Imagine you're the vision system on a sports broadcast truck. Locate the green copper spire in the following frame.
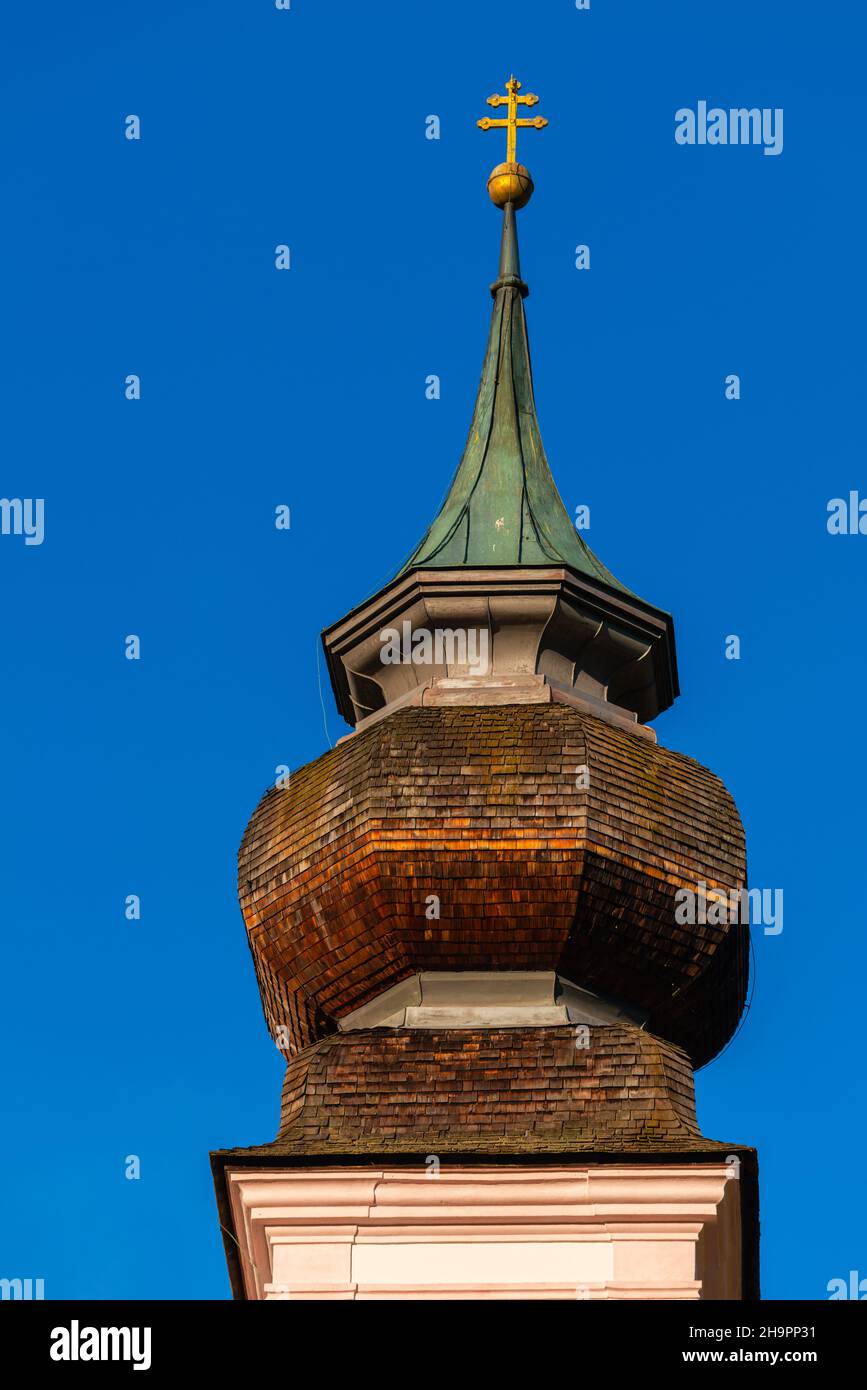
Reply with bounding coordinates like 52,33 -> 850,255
325,81 -> 679,731
397,203 -> 630,592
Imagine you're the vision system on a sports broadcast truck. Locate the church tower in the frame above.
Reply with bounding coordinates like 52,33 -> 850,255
211,78 -> 759,1301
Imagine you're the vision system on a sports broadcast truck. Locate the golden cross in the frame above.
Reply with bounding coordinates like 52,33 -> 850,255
477,75 -> 548,165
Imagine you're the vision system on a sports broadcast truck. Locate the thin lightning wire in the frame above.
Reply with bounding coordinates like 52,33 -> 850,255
315,635 -> 334,749
219,1223 -> 264,1287
695,928 -> 757,1074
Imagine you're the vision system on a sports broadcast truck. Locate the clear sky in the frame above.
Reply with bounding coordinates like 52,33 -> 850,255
1,0 -> 863,1300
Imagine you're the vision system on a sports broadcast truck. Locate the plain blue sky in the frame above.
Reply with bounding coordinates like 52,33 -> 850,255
1,0 -> 863,1300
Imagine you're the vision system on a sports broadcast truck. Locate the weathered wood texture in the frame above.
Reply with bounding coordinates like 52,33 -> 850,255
238,705 -> 748,1067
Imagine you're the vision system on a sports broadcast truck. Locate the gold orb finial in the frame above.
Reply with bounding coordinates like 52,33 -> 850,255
476,75 -> 548,208
487,162 -> 534,210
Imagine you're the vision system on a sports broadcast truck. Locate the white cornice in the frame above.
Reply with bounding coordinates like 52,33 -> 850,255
225,1163 -> 740,1301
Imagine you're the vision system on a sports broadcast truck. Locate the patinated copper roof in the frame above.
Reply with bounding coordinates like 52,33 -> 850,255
397,204 -> 633,591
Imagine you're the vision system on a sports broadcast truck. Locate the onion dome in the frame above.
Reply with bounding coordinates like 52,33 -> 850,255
239,704 -> 748,1069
